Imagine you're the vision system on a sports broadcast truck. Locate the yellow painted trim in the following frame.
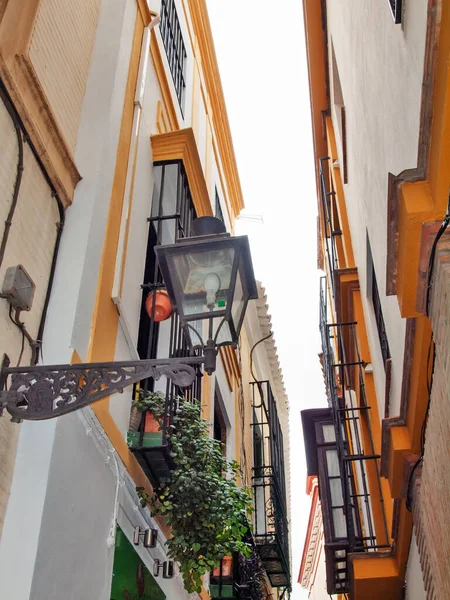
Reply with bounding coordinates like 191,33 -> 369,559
150,31 -> 179,132
219,347 -> 233,391
302,0 -> 328,194
0,0 -> 81,206
396,182 -> 437,318
186,0 -> 245,220
394,2 -> 450,316
151,128 -> 212,216
201,372 -> 211,423
326,117 -> 355,268
135,0 -> 152,26
351,556 -> 402,599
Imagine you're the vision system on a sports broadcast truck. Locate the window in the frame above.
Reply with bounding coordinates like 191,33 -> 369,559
137,161 -> 201,400
388,0 -> 402,24
160,0 -> 187,113
366,234 -> 391,369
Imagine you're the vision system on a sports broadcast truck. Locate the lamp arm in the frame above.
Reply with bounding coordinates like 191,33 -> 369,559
0,355 -> 203,423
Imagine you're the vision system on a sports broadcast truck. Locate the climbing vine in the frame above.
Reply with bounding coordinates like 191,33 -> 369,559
135,391 -> 253,594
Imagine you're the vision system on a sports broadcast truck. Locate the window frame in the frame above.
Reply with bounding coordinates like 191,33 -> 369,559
160,0 -> 187,114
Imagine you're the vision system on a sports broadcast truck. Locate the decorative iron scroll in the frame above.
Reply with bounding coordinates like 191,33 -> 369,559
0,357 -> 202,422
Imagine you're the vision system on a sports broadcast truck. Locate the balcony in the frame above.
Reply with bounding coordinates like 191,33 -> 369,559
209,541 -> 273,600
128,324 -> 203,490
251,381 -> 290,589
305,277 -> 390,595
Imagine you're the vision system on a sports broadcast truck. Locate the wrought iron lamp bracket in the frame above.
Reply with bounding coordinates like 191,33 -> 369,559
0,354 -> 203,423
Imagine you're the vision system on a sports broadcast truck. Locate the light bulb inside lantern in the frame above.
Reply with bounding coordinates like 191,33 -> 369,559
204,272 -> 221,309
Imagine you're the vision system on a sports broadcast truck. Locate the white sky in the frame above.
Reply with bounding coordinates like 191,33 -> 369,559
206,1 -> 328,597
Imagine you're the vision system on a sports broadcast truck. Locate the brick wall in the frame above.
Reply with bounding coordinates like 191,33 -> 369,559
413,231 -> 450,599
29,0 -> 101,152
0,97 -> 59,538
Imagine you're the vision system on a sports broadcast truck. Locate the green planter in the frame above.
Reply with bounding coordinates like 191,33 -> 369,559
209,584 -> 235,598
127,430 -> 163,448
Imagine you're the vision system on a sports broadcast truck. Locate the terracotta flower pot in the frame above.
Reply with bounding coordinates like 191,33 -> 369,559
145,289 -> 172,322
213,555 -> 232,578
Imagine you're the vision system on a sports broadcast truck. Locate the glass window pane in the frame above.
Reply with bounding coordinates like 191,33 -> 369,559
332,507 -> 347,538
322,424 -> 336,442
329,478 -> 343,507
326,449 -> 340,477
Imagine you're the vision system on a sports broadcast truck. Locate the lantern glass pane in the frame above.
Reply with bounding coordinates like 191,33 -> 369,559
172,247 -> 235,316
231,259 -> 246,332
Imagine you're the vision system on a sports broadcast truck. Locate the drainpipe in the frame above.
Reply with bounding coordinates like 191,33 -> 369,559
112,15 -> 160,308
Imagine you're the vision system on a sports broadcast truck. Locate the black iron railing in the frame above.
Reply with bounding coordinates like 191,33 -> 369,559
319,157 -> 341,298
251,381 -> 290,588
388,0 -> 402,24
319,276 -> 390,594
160,0 -> 187,112
371,266 -> 391,369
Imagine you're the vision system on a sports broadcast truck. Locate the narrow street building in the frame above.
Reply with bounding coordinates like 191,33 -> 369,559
301,0 -> 450,598
0,1 -> 291,598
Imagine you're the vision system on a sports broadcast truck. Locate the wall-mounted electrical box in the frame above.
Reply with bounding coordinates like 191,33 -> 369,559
2,265 -> 35,311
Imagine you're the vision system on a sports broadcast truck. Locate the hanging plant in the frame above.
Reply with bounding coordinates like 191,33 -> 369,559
135,390 -> 253,594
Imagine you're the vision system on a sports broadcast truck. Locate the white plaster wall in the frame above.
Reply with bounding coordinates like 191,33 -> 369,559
405,529 -> 426,600
327,0 -> 428,418
212,158 -> 232,232
310,544 -> 328,600
0,1 -> 138,598
214,360 -> 236,462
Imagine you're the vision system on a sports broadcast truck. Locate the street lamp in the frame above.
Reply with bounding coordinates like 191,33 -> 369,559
0,218 -> 257,422
156,216 -> 257,375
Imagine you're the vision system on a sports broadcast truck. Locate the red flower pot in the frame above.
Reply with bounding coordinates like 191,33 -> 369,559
145,289 -> 172,322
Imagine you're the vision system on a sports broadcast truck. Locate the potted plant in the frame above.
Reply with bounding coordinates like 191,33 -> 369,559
127,390 -> 166,448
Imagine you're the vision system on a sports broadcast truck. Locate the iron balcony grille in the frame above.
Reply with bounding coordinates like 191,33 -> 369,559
388,0 -> 402,24
160,0 -> 187,113
319,157 -> 341,298
251,381 -> 290,588
318,276 -> 390,594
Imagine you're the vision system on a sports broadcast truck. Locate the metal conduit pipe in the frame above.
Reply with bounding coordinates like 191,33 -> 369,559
0,81 -> 65,365
0,86 -> 24,269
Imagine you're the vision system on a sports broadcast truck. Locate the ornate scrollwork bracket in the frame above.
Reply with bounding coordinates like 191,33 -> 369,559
0,354 -> 203,423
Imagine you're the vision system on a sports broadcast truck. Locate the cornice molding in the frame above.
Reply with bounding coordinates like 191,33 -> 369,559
0,0 -> 82,207
151,127 -> 212,217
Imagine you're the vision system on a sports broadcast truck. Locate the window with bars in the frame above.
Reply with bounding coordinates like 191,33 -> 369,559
138,161 -> 201,400
160,0 -> 187,113
366,235 -> 391,369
